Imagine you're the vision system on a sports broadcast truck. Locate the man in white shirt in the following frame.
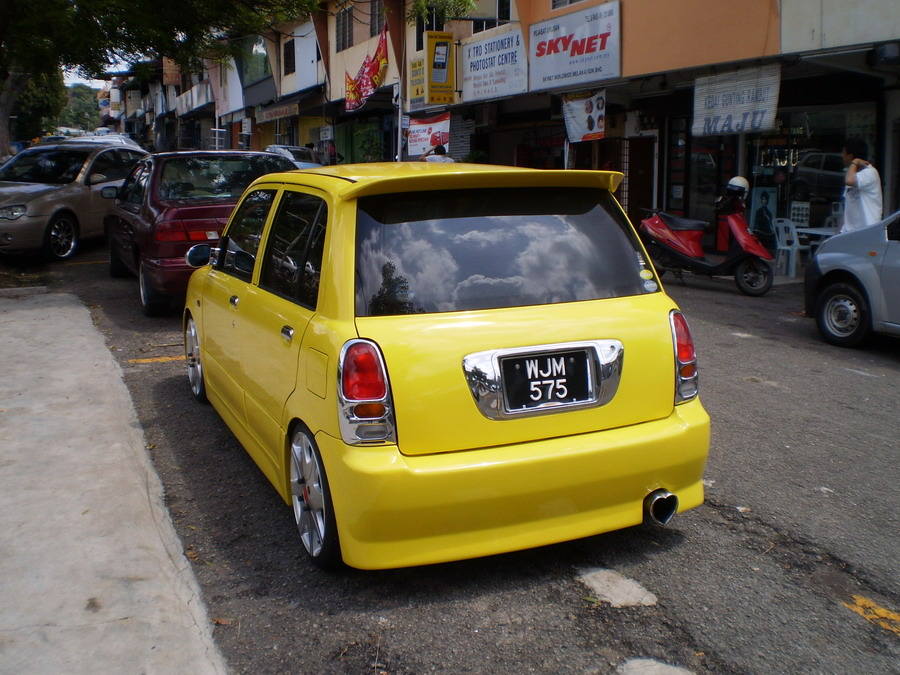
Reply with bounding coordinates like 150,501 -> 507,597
420,145 -> 455,163
841,138 -> 882,233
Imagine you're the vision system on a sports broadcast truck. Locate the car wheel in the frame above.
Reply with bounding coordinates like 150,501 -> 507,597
139,260 -> 169,317
43,213 -> 79,261
289,425 -> 341,569
734,258 -> 773,296
815,282 -> 870,347
184,315 -> 207,403
108,235 -> 129,278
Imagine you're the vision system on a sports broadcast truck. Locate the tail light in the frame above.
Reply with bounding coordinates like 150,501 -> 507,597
338,340 -> 396,444
670,310 -> 699,403
154,220 -> 221,243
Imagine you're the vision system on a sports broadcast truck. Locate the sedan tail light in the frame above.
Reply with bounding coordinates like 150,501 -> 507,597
670,310 -> 699,403
154,220 -> 221,243
338,340 -> 396,444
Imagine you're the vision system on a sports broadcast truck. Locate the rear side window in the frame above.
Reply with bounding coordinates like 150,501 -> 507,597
355,187 -> 655,316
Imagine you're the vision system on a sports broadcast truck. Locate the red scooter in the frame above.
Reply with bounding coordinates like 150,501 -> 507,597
639,177 -> 774,296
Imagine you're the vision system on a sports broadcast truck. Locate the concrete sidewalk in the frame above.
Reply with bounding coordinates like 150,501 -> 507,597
0,291 -> 227,674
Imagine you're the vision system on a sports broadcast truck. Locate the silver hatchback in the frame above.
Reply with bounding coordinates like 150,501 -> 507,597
805,210 -> 900,346
0,142 -> 147,260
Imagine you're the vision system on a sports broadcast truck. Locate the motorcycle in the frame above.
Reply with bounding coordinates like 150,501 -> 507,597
638,177 -> 775,296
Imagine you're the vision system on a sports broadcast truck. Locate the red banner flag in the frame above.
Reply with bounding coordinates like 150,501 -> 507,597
345,26 -> 389,112
345,71 -> 362,111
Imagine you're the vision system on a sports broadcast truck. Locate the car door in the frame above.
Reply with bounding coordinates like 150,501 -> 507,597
199,188 -> 279,428
880,212 -> 900,327
238,188 -> 329,467
80,149 -> 145,237
108,160 -> 151,273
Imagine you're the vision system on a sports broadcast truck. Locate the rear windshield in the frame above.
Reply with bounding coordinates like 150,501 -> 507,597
355,187 -> 657,316
159,154 -> 294,200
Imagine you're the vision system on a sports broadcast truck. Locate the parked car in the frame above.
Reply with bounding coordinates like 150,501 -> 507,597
182,163 -> 711,570
264,144 -> 321,169
0,141 -> 148,260
792,150 -> 846,203
805,209 -> 900,346
103,150 -> 296,316
63,134 -> 143,149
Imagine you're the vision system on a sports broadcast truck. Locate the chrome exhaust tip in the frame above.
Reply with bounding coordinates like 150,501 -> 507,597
643,490 -> 678,526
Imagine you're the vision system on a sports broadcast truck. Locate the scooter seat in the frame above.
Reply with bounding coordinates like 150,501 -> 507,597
658,212 -> 708,231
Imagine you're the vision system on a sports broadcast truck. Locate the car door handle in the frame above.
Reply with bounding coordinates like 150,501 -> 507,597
281,325 -> 294,342
229,295 -> 239,307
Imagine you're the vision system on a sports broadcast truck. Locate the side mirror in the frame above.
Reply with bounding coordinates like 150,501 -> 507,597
100,186 -> 119,199
233,250 -> 255,275
185,244 -> 212,268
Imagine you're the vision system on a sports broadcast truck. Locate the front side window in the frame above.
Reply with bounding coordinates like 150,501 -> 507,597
220,189 -> 277,279
355,187 -> 655,316
260,190 -> 328,307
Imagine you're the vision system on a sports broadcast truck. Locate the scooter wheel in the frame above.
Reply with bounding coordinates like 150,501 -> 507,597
734,258 -> 773,296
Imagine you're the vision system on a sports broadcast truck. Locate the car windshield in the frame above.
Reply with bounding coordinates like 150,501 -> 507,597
356,187 -> 656,316
159,154 -> 294,200
0,148 -> 91,184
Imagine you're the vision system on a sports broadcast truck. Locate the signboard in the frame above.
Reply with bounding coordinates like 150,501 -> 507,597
462,29 -> 527,102
692,64 -> 781,136
529,1 -> 620,92
257,103 -> 298,124
409,57 -> 426,111
562,90 -> 606,142
426,31 -> 455,105
408,113 -> 451,156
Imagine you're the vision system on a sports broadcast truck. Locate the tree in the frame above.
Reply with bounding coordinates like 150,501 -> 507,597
11,70 -> 67,141
0,0 -> 319,154
58,84 -> 101,132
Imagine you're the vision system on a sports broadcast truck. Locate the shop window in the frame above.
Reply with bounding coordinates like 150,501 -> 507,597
283,39 -> 296,75
336,7 -> 354,52
370,0 -> 385,37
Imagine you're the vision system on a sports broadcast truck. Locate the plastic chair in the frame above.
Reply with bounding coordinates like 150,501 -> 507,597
774,218 -> 811,278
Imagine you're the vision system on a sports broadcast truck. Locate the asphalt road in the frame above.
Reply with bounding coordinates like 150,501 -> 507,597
6,241 -> 899,674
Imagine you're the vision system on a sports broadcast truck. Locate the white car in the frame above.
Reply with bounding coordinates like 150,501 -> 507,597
805,210 -> 900,346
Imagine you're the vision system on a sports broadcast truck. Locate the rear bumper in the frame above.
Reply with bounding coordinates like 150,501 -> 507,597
317,399 -> 710,569
142,255 -> 195,297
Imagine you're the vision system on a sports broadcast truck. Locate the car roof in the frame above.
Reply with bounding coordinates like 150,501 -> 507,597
151,150 -> 290,159
249,162 -> 624,200
18,141 -> 146,154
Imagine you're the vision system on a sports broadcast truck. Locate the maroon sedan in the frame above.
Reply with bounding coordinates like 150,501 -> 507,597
103,150 -> 296,315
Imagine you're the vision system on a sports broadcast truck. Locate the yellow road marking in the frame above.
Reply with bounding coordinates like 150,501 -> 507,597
842,595 -> 900,636
128,355 -> 185,364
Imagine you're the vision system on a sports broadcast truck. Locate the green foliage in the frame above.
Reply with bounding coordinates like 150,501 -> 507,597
57,84 -> 101,132
11,70 -> 66,139
406,0 -> 478,26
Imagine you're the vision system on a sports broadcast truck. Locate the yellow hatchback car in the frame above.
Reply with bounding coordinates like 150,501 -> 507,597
183,163 -> 710,570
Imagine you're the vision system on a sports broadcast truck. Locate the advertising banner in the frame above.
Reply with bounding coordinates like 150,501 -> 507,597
562,90 -> 606,142
426,31 -> 455,105
692,64 -> 780,137
345,26 -> 389,112
529,1 -> 620,92
408,113 -> 451,156
462,29 -> 527,102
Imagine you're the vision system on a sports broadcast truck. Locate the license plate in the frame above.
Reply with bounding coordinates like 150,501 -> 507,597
501,349 -> 592,412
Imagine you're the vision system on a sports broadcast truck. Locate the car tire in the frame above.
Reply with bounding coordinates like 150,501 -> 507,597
108,235 -> 129,278
43,213 -> 79,261
184,315 -> 208,403
289,424 -> 341,569
139,260 -> 169,317
815,282 -> 871,347
734,258 -> 773,296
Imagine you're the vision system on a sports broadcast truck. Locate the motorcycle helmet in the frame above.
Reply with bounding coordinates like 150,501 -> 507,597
726,176 -> 750,198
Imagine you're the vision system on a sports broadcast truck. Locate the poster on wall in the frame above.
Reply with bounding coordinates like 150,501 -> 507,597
462,29 -> 527,102
529,0 -> 620,92
749,186 -> 777,240
692,64 -> 780,137
409,57 -> 426,111
562,90 -> 606,142
408,113 -> 451,156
